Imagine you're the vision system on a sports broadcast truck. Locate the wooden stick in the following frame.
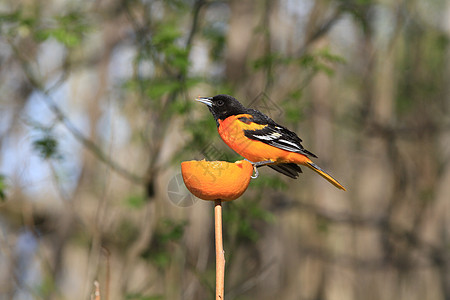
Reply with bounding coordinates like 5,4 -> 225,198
215,200 -> 225,300
92,280 -> 100,300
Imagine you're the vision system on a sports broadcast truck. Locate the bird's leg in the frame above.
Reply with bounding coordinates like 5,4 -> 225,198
244,159 -> 275,179
253,160 -> 275,167
251,166 -> 259,179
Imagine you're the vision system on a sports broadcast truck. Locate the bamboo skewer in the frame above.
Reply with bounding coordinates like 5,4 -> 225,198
214,200 -> 225,300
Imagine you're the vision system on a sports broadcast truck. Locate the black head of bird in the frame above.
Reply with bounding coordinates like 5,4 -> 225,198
196,94 -> 246,126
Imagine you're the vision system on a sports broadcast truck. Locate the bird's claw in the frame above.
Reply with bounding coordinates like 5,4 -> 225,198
244,159 -> 274,179
251,165 -> 259,179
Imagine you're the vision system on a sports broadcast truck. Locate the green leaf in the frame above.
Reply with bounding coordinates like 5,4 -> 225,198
152,251 -> 171,268
145,80 -> 180,99
32,135 -> 60,160
116,220 -> 140,248
248,203 -> 275,223
316,47 -> 346,64
298,53 -> 315,68
33,11 -> 90,47
203,25 -> 226,61
224,200 -> 275,243
165,45 -> 189,70
168,98 -> 193,115
159,219 -> 186,243
0,175 -> 7,202
50,27 -> 81,47
316,218 -> 330,233
125,194 -> 146,209
253,53 -> 281,70
0,11 -> 21,22
36,274 -> 56,298
141,219 -> 187,268
152,24 -> 181,48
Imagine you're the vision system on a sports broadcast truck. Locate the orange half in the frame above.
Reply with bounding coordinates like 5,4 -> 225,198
181,160 -> 253,201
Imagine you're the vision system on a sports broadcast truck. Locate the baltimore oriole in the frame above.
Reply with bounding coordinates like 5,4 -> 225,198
196,94 -> 346,191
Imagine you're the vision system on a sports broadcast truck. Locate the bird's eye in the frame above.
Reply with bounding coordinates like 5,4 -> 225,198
216,100 -> 224,106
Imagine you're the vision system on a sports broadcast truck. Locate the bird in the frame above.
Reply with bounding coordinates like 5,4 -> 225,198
195,94 -> 346,191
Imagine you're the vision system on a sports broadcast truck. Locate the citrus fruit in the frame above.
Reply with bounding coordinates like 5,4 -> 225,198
181,160 -> 253,201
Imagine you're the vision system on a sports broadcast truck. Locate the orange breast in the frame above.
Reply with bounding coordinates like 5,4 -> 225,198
218,115 -> 310,164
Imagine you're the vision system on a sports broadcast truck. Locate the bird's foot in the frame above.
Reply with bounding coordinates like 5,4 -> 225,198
244,159 -> 274,167
244,159 -> 275,179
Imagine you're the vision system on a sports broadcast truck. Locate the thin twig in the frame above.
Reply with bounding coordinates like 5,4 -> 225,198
40,92 -> 144,184
91,280 -> 101,300
7,35 -> 144,186
215,200 -> 225,300
298,8 -> 342,57
102,247 -> 111,300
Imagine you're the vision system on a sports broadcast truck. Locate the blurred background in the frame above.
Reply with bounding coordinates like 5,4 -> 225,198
1,0 -> 449,299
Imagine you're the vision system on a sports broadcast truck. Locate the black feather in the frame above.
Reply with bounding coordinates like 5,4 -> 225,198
267,163 -> 302,179
243,122 -> 317,158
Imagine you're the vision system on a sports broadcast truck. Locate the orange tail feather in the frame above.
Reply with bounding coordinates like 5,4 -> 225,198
305,161 -> 346,191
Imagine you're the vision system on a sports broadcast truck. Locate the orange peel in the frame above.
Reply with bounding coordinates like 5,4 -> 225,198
181,160 -> 253,201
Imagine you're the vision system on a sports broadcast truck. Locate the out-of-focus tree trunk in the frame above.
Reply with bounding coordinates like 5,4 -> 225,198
435,2 -> 450,298
226,0 -> 256,86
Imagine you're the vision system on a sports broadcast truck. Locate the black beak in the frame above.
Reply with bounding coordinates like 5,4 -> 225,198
195,96 -> 213,107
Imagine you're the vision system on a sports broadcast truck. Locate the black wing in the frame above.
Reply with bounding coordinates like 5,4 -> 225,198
241,109 -> 317,158
267,163 -> 302,179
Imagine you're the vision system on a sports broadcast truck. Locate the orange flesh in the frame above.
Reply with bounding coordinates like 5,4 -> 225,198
181,160 -> 253,201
